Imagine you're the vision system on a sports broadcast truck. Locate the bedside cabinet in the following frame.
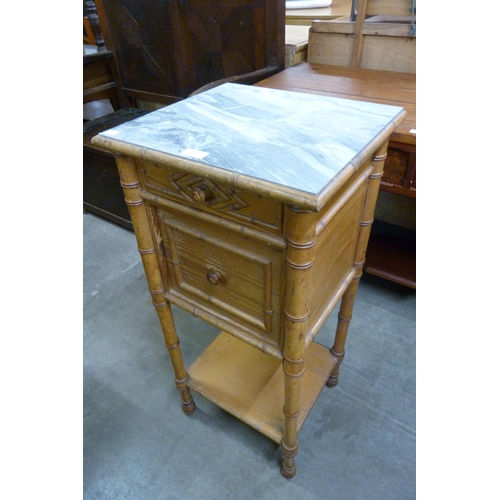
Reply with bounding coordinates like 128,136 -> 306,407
92,83 -> 405,478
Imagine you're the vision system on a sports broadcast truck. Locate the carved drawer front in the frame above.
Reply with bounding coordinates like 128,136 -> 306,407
141,162 -> 283,234
157,205 -> 284,346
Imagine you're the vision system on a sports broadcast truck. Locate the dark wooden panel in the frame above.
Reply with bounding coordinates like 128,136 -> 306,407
364,233 -> 416,288
95,0 -> 285,103
83,146 -> 133,229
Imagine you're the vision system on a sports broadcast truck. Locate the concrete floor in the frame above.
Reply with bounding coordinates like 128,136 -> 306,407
83,212 -> 416,500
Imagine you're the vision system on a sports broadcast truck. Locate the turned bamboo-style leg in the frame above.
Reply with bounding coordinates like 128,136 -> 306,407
326,276 -> 359,387
327,143 -> 388,388
281,207 -> 317,478
115,154 -> 196,415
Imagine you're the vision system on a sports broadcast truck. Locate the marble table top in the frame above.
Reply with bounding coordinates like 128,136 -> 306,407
98,83 -> 405,197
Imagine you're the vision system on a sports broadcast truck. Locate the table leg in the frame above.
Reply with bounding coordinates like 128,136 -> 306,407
281,354 -> 305,478
281,207 -> 317,478
327,275 -> 360,387
114,154 -> 196,415
327,142 -> 388,388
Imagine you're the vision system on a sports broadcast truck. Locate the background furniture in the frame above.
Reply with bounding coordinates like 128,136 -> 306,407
92,83 -> 405,477
83,0 -> 106,51
84,0 -> 150,229
285,0 -> 352,25
307,0 -> 416,72
285,25 -> 310,67
255,62 -> 416,287
93,0 -> 286,109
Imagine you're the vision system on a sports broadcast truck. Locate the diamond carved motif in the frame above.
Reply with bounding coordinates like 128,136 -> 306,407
169,173 -> 249,212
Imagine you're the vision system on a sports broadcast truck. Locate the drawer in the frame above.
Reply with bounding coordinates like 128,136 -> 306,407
156,205 -> 284,346
140,161 -> 283,234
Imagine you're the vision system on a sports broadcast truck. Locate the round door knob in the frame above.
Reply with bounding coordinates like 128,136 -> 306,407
206,271 -> 222,286
191,184 -> 211,203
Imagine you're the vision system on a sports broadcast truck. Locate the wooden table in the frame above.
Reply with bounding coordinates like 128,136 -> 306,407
255,62 -> 416,287
92,83 -> 405,477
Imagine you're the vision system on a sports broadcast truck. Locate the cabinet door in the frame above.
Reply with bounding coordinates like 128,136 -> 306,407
157,204 -> 284,347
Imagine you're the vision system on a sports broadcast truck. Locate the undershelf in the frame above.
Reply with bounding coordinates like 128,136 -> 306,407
187,331 -> 337,444
364,223 -> 416,288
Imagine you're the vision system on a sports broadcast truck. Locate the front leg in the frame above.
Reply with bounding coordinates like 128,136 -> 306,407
115,154 -> 196,415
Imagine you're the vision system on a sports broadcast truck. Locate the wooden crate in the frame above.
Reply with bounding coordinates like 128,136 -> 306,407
308,20 -> 415,72
365,0 -> 414,16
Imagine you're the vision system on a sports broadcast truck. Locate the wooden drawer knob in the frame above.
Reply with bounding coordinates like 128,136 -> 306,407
191,184 -> 212,203
206,271 -> 222,286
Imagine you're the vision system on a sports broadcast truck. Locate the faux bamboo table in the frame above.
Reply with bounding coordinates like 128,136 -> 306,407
92,83 -> 405,478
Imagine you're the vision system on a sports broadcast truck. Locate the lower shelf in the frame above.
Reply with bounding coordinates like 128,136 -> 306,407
187,331 -> 337,444
365,233 -> 416,288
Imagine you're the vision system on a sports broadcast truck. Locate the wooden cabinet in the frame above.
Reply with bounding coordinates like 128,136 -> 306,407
94,0 -> 285,107
92,82 -> 405,477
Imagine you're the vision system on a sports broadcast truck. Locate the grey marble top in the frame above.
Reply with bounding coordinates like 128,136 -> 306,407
99,83 -> 404,196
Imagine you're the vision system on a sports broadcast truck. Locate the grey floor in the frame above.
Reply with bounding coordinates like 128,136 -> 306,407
83,212 -> 416,500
